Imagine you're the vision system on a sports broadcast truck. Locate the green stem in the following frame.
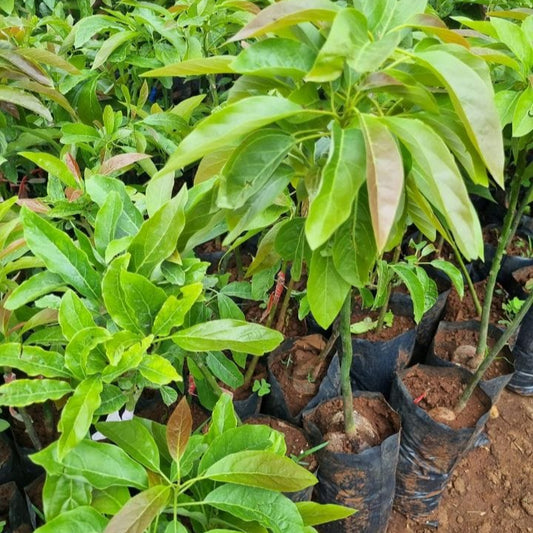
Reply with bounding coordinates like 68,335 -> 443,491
456,288 -> 533,413
376,246 -> 401,333
189,353 -> 221,399
449,240 -> 482,317
340,290 -> 356,437
18,407 -> 42,450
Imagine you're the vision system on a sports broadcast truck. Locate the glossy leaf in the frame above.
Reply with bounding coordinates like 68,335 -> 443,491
0,379 -> 72,407
19,152 -> 77,189
64,327 -> 111,380
57,376 -> 103,460
42,475 -> 92,521
360,114 -> 404,252
156,96 -> 301,178
95,418 -> 160,472
430,259 -> 464,298
0,86 -> 52,121
34,506 -> 107,533
296,502 -> 356,526
306,125 -> 365,250
391,264 -> 425,323
172,319 -> 283,355
204,485 -> 304,533
139,354 -> 182,386
206,352 -> 244,389
91,487 -> 130,515
92,31 -> 139,70
128,187 -> 187,276
275,217 -> 309,282
59,290 -> 96,341
513,86 -> 533,137
20,207 -> 101,302
4,271 -> 65,310
105,485 -> 171,533
230,0 -> 339,42
308,249 -> 350,328
74,15 -> 125,47
100,153 -> 151,176
166,397 -> 192,462
144,56 -> 236,77
94,192 -> 123,257
0,343 -> 70,379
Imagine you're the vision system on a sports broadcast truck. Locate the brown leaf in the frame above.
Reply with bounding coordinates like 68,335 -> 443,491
166,396 -> 192,462
99,153 -> 151,176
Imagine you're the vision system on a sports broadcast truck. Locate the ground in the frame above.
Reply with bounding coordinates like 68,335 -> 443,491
388,389 -> 533,532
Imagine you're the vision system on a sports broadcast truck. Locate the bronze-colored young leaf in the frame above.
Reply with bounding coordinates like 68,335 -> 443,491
166,397 -> 192,462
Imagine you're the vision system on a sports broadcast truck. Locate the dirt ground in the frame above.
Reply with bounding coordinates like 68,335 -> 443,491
388,389 -> 533,532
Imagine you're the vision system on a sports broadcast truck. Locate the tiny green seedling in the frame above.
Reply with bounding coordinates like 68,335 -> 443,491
290,441 -> 329,468
499,297 -> 525,328
350,310 -> 393,335
252,378 -> 271,397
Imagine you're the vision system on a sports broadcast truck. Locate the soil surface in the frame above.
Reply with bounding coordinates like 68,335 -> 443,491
351,304 -> 416,342
387,388 -> 533,532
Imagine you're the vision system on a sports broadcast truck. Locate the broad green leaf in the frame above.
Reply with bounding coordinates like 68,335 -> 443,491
295,502 -> 356,526
19,152 -> 78,189
20,208 -> 101,302
76,76 -> 102,125
391,264 -> 425,323
42,475 -> 92,521
57,376 -> 102,460
91,487 -> 130,515
360,114 -> 404,252
143,56 -> 236,77
306,125 -> 365,250
156,96 -> 302,178
0,343 -> 70,379
230,0 -> 339,42
59,440 -> 148,489
74,15 -> 125,47
206,352 -> 244,389
59,290 -> 96,341
0,86 -> 52,121
0,0 -> 13,14
308,249 -> 350,328
414,46 -> 504,187
0,379 -> 72,407
166,397 -> 192,462
512,86 -> 533,138
128,187 -> 187,276
18,48 -> 81,75
495,90 -> 521,128
218,130 -> 293,209
105,485 -> 171,533
231,39 -> 316,79
145,173 -> 174,217
217,293 -> 245,321
95,417 -> 160,472
139,354 -> 181,385
430,259 -> 464,298
246,223 -> 283,277
491,17 -> 533,69
65,327 -> 111,380
94,192 -> 123,256
92,31 -> 139,70
275,217 -> 309,282
94,384 -> 127,416
101,337 -> 151,383
204,485 -> 304,533
172,320 -> 283,355
4,271 -> 65,310
384,116 -> 483,260
152,283 -> 203,336
34,506 -> 107,533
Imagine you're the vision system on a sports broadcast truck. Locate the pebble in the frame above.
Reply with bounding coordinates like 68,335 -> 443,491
457,516 -> 464,524
453,477 -> 467,496
521,493 -> 533,516
490,405 -> 499,419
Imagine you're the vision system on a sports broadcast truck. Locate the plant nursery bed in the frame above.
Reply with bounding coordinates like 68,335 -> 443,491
387,389 -> 533,532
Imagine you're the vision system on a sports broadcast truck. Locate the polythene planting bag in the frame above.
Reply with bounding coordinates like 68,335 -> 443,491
262,337 -> 341,425
509,305 -> 533,395
302,393 -> 401,533
389,365 -> 491,517
426,320 -> 514,402
233,391 -> 262,419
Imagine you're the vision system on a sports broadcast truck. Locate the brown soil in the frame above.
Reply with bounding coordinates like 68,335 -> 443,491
433,326 -> 514,380
484,226 -> 533,257
401,366 -> 490,430
443,280 -> 507,323
232,362 -> 267,402
270,335 -> 328,416
9,403 -> 58,450
387,389 -> 533,532
245,415 -> 318,472
513,265 -> 533,287
244,300 -> 308,337
351,303 -> 416,342
306,396 -> 400,454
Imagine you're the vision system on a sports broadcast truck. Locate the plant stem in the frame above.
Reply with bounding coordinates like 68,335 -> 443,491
456,288 -> 533,412
275,276 -> 295,332
189,353 -> 222,399
18,407 -> 42,450
449,241 -> 482,317
233,245 -> 243,280
340,290 -> 357,437
376,246 -> 401,333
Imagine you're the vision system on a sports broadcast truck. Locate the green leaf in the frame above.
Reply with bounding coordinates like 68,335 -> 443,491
64,327 -> 111,380
4,271 -> 65,310
74,15 -> 125,47
206,352 -> 244,389
34,506 -> 107,533
143,56 -> 236,77
95,417 -> 161,472
391,264 -> 425,323
166,397 -> 192,462
57,376 -> 103,460
20,208 -> 101,302
204,485 -> 304,533
491,17 -> 533,68
152,283 -> 203,336
0,379 -> 72,407
206,393 -> 239,445
59,290 -> 96,341
296,502 -> 356,526
218,130 -> 293,210
414,46 -> 504,187
92,31 -> 139,70
94,192 -> 123,257
308,249 -> 350,328
231,39 -> 316,79
205,450 -> 317,491
172,320 -> 283,355
275,218 -> 309,282
19,152 -> 77,189
91,487 -> 130,515
94,384 -> 126,416
128,187 -> 187,276
0,86 -> 52,121
230,0 -> 339,42
139,354 -> 181,386
306,125 -> 365,250
430,259 -> 464,298
217,293 -> 245,321
156,96 -> 302,178
42,475 -> 92,521
512,86 -> 533,138
104,485 -> 171,533
0,343 -> 70,379
360,114 -> 404,253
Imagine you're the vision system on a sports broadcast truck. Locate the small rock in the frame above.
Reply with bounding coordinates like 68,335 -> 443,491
457,515 -> 464,524
453,477 -> 467,496
478,522 -> 492,533
490,405 -> 499,419
521,493 -> 533,516
428,407 -> 456,424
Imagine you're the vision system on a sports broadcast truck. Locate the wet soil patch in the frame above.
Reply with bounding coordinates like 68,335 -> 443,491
402,366 -> 489,430
307,396 -> 399,454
